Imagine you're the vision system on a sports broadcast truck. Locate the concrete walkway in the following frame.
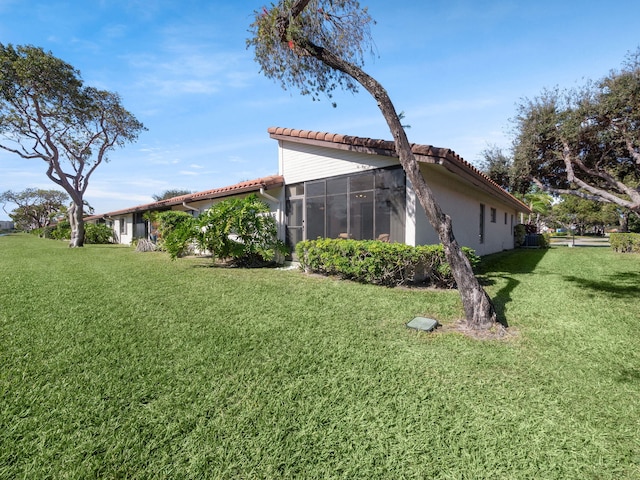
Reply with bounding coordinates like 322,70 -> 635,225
550,236 -> 610,247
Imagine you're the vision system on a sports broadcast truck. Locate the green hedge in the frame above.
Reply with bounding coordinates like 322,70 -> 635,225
295,238 -> 479,288
610,233 -> 640,253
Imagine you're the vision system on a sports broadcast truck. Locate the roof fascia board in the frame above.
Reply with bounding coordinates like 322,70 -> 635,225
269,132 -> 398,159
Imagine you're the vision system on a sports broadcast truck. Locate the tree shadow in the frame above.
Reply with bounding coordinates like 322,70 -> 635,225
616,367 -> 640,384
475,249 -> 550,328
562,272 -> 640,299
490,276 -> 520,328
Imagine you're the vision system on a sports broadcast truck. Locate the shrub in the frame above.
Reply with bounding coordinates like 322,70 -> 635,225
539,232 -> 551,249
194,194 -> 287,266
47,221 -> 71,240
154,210 -> 195,253
163,219 -> 197,259
155,211 -> 193,238
295,238 -> 479,288
162,195 -> 287,266
610,233 -> 640,253
84,223 -> 113,244
514,224 -> 526,247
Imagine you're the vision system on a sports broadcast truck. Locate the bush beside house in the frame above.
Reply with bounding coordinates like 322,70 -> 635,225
162,195 -> 287,266
296,238 -> 479,288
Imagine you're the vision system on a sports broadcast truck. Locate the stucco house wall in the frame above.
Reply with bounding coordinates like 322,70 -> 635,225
87,127 -> 529,256
412,165 -> 519,255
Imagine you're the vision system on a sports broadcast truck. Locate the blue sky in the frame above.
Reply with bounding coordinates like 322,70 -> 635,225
1,1 -> 639,219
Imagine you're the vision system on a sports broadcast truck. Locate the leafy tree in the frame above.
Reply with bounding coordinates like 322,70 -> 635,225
0,188 -> 68,231
152,189 -> 193,201
512,50 -> 640,215
479,145 -> 514,191
0,44 -> 145,247
548,195 -> 619,235
248,0 -> 498,329
522,189 -> 553,233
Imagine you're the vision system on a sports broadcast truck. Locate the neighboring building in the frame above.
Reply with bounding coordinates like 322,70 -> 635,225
87,127 -> 530,256
0,220 -> 14,231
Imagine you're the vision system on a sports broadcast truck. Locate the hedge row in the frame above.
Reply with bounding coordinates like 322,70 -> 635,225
295,238 -> 479,288
610,233 -> 640,253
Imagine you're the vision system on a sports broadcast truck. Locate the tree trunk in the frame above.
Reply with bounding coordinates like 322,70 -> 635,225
620,211 -> 629,233
68,201 -> 85,247
389,115 -> 497,329
303,45 -> 497,328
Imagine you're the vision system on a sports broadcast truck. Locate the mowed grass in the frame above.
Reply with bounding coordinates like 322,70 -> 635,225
1,234 -> 639,479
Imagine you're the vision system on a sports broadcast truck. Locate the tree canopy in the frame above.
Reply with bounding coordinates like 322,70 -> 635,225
248,0 -> 374,106
547,195 -> 619,235
152,189 -> 193,202
512,50 -> 640,214
0,44 -> 145,246
248,0 -> 498,330
479,144 -> 514,192
0,188 -> 69,231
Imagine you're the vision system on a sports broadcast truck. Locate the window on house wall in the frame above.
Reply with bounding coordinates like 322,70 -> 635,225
490,207 -> 497,223
479,204 -> 485,244
504,212 -> 508,225
119,218 -> 127,235
287,167 -> 405,249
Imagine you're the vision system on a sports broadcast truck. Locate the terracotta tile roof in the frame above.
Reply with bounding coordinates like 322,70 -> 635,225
85,174 -> 284,220
268,126 -> 530,213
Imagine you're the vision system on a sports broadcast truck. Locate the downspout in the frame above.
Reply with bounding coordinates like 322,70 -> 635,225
259,187 -> 279,204
182,202 -> 199,214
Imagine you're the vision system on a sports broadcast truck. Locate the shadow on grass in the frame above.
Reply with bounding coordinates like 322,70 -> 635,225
562,272 -> 640,299
616,367 -> 640,384
476,248 -> 550,327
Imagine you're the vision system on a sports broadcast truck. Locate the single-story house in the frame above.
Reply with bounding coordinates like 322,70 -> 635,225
85,175 -> 285,245
87,127 -> 530,256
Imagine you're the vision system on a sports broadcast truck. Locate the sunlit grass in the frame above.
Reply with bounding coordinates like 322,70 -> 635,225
1,234 -> 639,478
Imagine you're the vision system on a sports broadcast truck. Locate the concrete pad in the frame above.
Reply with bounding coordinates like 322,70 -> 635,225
407,316 -> 439,332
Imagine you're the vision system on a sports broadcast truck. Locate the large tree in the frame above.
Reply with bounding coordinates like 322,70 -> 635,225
0,188 -> 69,231
248,0 -> 498,329
479,144 -> 514,192
0,44 -> 145,247
548,195 -> 619,235
512,50 -> 640,216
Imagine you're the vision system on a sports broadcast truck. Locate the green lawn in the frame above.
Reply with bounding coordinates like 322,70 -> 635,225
1,234 -> 639,479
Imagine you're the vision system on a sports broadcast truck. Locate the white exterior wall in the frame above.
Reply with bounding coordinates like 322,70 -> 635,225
413,165 -> 517,255
279,140 -> 397,184
110,214 -> 133,245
